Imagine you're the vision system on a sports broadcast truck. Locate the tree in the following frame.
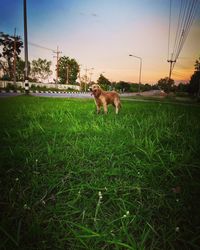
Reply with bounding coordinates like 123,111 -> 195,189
176,82 -> 189,92
97,74 -> 111,90
188,57 -> 200,97
0,32 -> 23,80
15,58 -> 31,81
58,56 -> 79,84
115,81 -> 131,92
194,57 -> 200,71
142,83 -> 152,91
157,77 -> 174,93
31,58 -> 52,82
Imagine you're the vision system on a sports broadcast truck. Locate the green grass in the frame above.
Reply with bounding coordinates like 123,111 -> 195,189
0,96 -> 200,249
121,95 -> 198,105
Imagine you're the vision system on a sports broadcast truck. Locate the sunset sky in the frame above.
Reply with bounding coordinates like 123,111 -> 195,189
0,0 -> 200,84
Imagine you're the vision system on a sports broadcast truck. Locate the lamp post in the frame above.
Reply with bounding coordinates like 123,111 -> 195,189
129,54 -> 142,94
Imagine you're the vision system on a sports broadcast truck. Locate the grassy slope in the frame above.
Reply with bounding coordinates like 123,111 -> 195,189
0,96 -> 200,250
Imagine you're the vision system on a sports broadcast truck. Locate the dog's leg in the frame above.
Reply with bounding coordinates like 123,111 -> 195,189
97,105 -> 101,114
97,106 -> 100,114
114,100 -> 120,114
103,103 -> 108,114
115,105 -> 119,114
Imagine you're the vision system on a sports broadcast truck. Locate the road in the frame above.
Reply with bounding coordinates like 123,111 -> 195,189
0,92 -> 130,99
0,92 -> 22,97
31,92 -> 93,98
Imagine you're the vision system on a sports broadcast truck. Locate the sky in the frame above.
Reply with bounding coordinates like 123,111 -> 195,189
0,0 -> 200,84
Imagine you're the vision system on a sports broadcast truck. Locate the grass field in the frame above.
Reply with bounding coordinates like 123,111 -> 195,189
0,95 -> 200,249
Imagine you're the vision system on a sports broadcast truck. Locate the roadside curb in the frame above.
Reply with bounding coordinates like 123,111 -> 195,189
0,89 -> 90,94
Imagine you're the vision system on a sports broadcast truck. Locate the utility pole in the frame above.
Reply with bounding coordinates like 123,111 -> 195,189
53,46 -> 62,87
167,59 -> 176,93
23,0 -> 29,94
13,28 -> 17,85
84,67 -> 88,92
167,59 -> 176,80
89,68 -> 94,84
66,64 -> 69,84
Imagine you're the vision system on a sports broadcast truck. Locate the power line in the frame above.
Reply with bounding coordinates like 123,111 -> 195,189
172,0 -> 199,63
173,0 -> 195,61
167,0 -> 200,77
29,42 -> 55,52
28,41 -> 63,84
167,0 -> 172,60
172,0 -> 188,61
176,61 -> 192,70
172,0 -> 185,60
172,70 -> 186,78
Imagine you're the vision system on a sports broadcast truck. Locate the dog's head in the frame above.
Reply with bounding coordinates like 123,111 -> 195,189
89,84 -> 102,98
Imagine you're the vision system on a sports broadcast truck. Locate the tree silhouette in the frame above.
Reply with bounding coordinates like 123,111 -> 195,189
58,56 -> 79,84
188,57 -> 200,97
157,77 -> 174,93
0,32 -> 23,80
31,58 -> 52,82
97,74 -> 111,90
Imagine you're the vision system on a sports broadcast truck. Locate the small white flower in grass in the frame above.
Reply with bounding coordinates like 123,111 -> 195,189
78,190 -> 81,195
176,199 -> 179,202
23,204 -> 30,210
122,211 -> 130,218
104,187 -> 107,191
137,171 -> 140,175
175,227 -> 180,232
15,177 -> 19,182
98,191 -> 102,200
94,191 -> 103,223
110,230 -> 115,236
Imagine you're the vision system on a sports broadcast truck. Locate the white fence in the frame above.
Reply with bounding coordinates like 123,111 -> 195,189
0,81 -> 80,91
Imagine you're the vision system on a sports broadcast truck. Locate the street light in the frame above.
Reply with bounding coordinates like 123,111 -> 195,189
129,54 -> 142,94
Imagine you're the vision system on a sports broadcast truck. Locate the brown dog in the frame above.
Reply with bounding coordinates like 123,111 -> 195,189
89,84 -> 121,114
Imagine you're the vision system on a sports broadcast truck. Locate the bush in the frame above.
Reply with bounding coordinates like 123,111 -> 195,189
175,92 -> 189,97
5,83 -> 17,91
30,85 -> 79,92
